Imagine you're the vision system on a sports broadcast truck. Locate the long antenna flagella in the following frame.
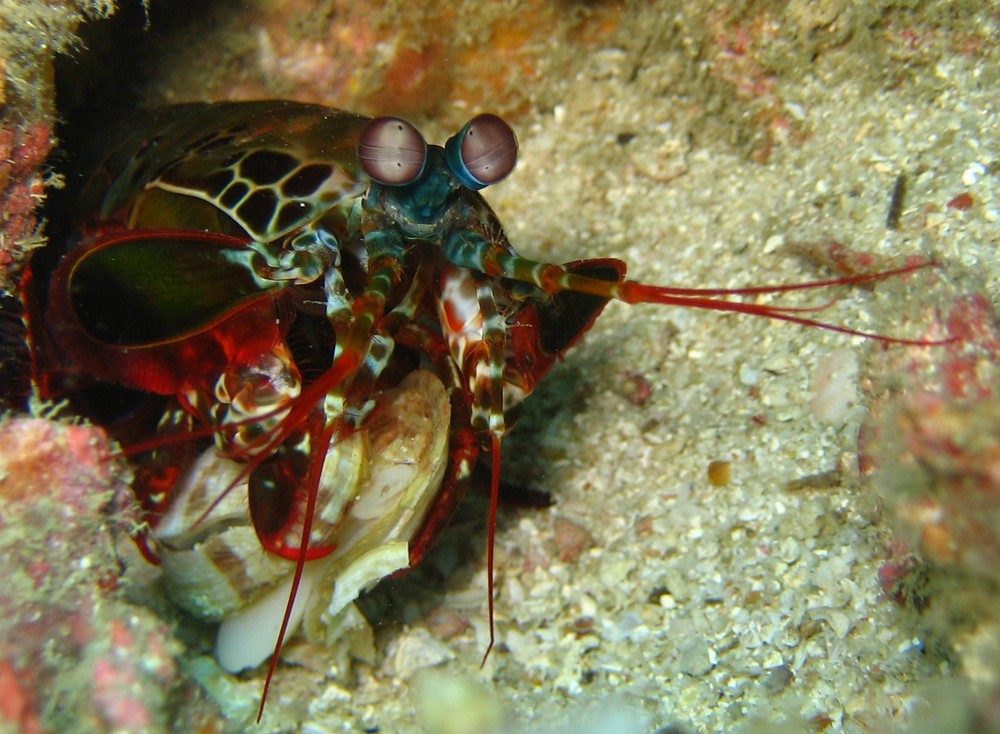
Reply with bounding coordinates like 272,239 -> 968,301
456,241 -> 947,346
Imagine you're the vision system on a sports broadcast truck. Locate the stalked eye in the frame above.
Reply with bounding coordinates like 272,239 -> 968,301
357,117 -> 428,186
445,114 -> 518,190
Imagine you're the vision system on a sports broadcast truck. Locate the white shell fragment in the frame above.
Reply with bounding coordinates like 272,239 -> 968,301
156,449 -> 294,621
215,560 -> 321,672
305,367 -> 451,647
154,369 -> 451,671
808,348 -> 860,425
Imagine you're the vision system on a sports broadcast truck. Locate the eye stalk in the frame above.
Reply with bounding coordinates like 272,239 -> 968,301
357,117 -> 428,185
445,114 -> 518,190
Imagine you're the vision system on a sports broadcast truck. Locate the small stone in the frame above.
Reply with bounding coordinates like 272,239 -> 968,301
553,516 -> 594,562
678,641 -> 715,677
414,670 -> 504,734
778,537 -> 801,564
947,192 -> 974,210
809,349 -> 859,425
762,664 -> 794,694
961,162 -> 986,186
387,629 -> 455,678
707,460 -> 732,487
763,234 -> 785,254
425,607 -> 471,641
658,593 -> 677,610
739,363 -> 761,386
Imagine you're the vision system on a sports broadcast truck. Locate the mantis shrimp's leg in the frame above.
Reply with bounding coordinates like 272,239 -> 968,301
255,243 -> 410,720
468,275 -> 510,661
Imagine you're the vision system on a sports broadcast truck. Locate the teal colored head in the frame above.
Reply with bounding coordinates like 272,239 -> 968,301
357,114 -> 518,227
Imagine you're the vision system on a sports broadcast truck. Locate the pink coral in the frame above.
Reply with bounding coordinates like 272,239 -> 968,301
895,395 -> 1000,577
0,418 -> 182,733
0,122 -> 52,289
862,264 -> 1000,589
0,659 -> 44,734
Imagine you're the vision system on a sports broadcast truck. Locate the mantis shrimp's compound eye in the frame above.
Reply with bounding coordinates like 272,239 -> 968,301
445,113 -> 518,190
357,117 -> 428,185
